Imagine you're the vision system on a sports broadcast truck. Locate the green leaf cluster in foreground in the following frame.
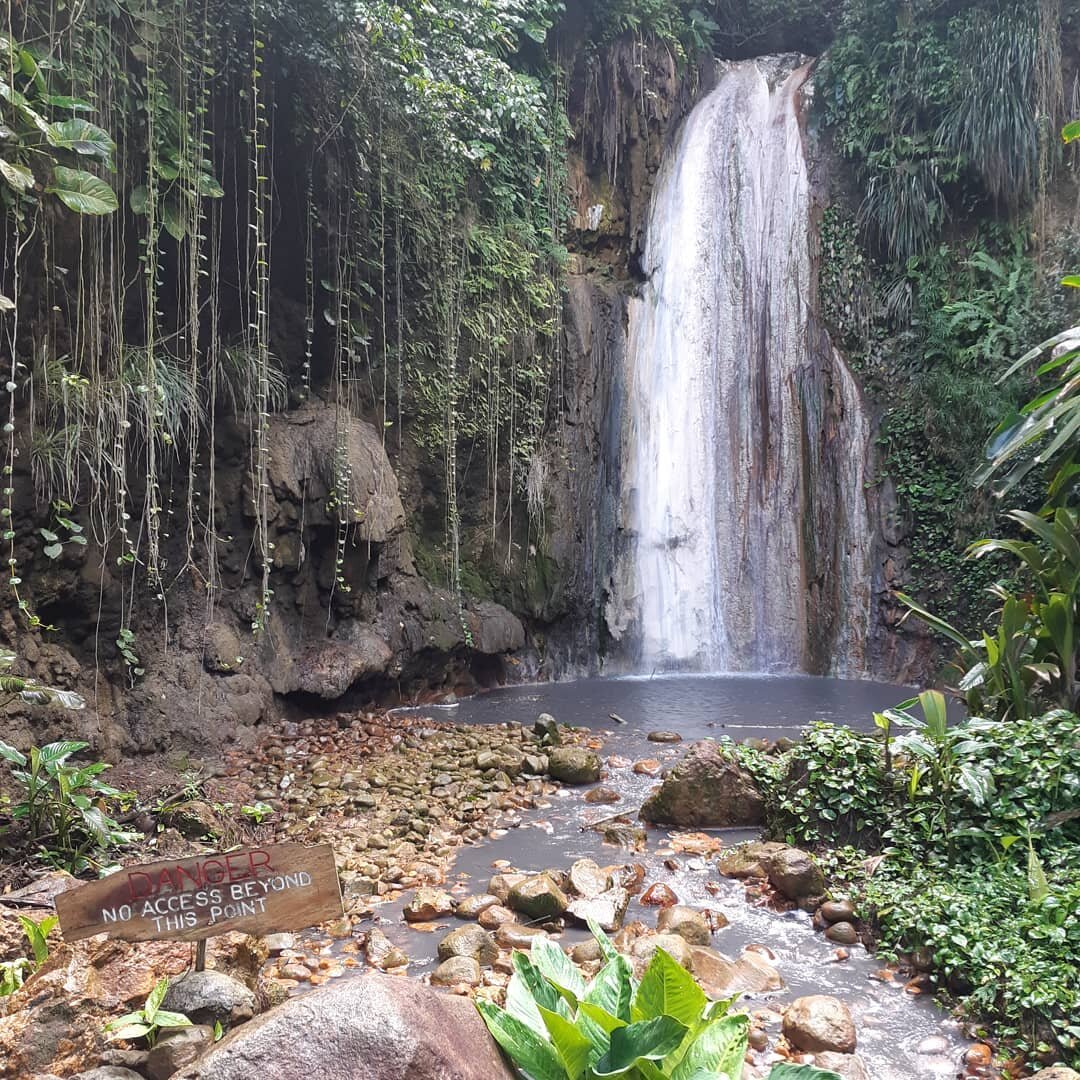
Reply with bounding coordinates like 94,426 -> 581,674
477,921 -> 840,1080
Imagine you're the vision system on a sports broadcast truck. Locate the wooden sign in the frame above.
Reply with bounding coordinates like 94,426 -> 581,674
56,843 -> 343,943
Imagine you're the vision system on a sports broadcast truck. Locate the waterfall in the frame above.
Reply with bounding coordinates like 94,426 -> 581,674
622,57 -> 874,674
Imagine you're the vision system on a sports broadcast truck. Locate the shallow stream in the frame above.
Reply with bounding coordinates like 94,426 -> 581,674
367,675 -> 970,1079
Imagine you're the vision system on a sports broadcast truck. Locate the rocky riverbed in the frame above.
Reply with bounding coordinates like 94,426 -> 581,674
0,694 -> 1067,1080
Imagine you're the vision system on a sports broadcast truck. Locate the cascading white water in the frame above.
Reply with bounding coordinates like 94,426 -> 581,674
625,57 -> 873,674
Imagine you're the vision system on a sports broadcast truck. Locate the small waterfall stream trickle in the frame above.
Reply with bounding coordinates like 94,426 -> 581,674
622,57 -> 874,674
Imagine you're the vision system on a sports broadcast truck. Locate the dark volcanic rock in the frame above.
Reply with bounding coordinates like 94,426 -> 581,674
640,742 -> 764,827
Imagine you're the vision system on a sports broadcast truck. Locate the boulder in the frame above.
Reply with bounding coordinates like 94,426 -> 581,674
488,873 -> 527,902
567,888 -> 630,932
568,859 -> 611,899
172,975 -> 515,1080
655,906 -> 711,946
495,924 -> 549,950
437,925 -> 497,966
782,995 -> 857,1054
364,928 -> 408,970
403,887 -> 454,922
1030,1072 -> 1080,1080
639,743 -> 764,827
163,970 -> 258,1027
430,956 -> 481,987
814,1052 -> 870,1080
455,894 -> 500,919
547,747 -> 601,784
72,1071 -> 146,1080
690,947 -> 784,997
825,922 -> 859,946
478,905 -> 516,930
146,1025 -> 215,1080
508,875 -> 569,919
533,714 -> 560,745
766,848 -> 825,903
716,841 -> 786,880
631,933 -> 694,970
819,900 -> 856,924
584,786 -> 621,804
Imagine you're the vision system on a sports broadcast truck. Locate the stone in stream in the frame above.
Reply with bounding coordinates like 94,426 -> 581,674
571,939 -> 603,964
1031,1071 -> 1080,1080
437,925 -> 497,966
430,956 -> 481,987
631,933 -> 693,970
495,923 -> 549,950
365,928 -> 409,970
819,899 -> 856,924
568,858 -> 611,899
533,714 -> 560,745
824,921 -> 859,946
647,731 -> 682,743
488,872 -> 528,902
641,882 -> 678,907
813,1052 -> 871,1080
547,747 -> 601,784
690,946 -> 785,996
782,995 -> 857,1053
766,847 -> 826,903
655,905 -> 711,945
508,875 -> 569,919
639,742 -> 764,828
716,841 -> 786,879
584,786 -> 621,804
162,971 -> 258,1026
632,759 -> 663,777
567,887 -> 630,932
403,887 -> 455,922
478,904 -> 516,930
455,893 -> 500,919
171,973 -> 515,1080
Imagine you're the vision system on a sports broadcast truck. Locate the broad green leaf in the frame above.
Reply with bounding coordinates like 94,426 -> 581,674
766,1065 -> 843,1080
106,1022 -> 151,1041
634,947 -> 707,1027
0,159 -> 33,192
145,976 -> 169,1022
38,740 -> 88,763
196,172 -> 225,197
0,740 -> 27,766
47,167 -> 118,215
583,956 -> 633,1024
45,119 -> 115,161
671,1014 -> 749,1080
476,1000 -> 564,1080
511,951 -> 568,1020
40,94 -> 93,111
43,543 -> 63,559
594,1015 -> 689,1076
538,1006 -> 592,1079
588,918 -> 621,963
1063,120 -> 1080,144
162,197 -> 186,241
152,1009 -> 192,1029
531,936 -> 585,1003
1028,841 -> 1050,904
129,184 -> 149,214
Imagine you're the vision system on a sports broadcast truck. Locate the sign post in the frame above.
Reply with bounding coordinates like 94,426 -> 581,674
55,843 -> 342,944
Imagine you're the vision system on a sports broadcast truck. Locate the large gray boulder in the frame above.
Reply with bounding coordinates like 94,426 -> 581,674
173,974 -> 514,1080
640,742 -> 764,827
162,970 -> 258,1027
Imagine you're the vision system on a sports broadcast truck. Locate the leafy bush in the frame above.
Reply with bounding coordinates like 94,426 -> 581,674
476,920 -> 840,1079
104,977 -> 192,1048
0,739 -> 138,872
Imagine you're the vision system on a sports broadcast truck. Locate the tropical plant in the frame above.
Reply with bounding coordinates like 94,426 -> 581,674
0,738 -> 138,871
476,921 -> 839,1080
104,977 -> 192,1048
0,914 -> 57,996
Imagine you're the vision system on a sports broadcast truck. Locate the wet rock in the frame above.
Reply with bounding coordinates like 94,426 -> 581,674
640,743 -> 764,828
365,928 -> 409,970
655,906 -> 711,945
782,995 -> 857,1053
632,933 -> 694,970
690,947 -> 785,997
547,747 -> 601,784
766,848 -> 826,903
585,786 -> 621,804
824,922 -> 859,946
488,873 -> 528,902
172,973 -> 514,1080
567,887 -> 630,932
571,939 -> 602,964
819,900 -> 856,924
508,875 -> 569,919
568,859 -> 611,899
533,715 -> 560,745
716,841 -> 786,879
146,1025 -> 215,1080
72,1071 -> 145,1080
455,894 -> 500,919
437,925 -> 497,966
403,887 -> 454,922
478,905 -> 516,930
1030,1071 -> 1080,1080
164,970 -> 258,1027
494,924 -> 549,950
430,956 -> 481,987
632,759 -> 663,777
641,882 -> 678,907
262,934 -> 295,955
647,731 -> 682,743
814,1052 -> 870,1080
